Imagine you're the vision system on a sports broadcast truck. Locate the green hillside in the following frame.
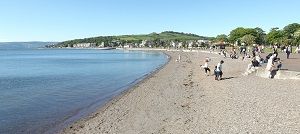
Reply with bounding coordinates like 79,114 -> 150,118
118,31 -> 208,41
53,31 -> 212,48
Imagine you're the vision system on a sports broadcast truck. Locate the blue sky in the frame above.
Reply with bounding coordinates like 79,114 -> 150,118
0,0 -> 299,42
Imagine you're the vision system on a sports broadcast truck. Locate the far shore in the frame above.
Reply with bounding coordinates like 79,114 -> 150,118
61,50 -> 300,134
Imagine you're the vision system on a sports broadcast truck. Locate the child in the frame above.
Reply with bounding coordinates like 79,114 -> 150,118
214,66 -> 218,80
215,60 -> 224,80
222,50 -> 227,58
203,59 -> 211,76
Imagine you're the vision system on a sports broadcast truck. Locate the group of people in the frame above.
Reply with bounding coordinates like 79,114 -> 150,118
221,44 -> 263,60
272,44 -> 300,59
200,44 -> 299,80
202,58 -> 224,81
246,45 -> 284,78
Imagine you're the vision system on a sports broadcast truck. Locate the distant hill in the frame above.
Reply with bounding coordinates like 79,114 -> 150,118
117,31 -> 210,41
53,31 -> 213,48
0,42 -> 58,50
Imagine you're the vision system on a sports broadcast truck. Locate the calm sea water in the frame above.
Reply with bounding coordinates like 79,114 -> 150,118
0,49 -> 168,134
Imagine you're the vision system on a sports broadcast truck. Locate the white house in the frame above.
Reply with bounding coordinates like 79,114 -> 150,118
73,43 -> 96,48
139,40 -> 147,47
99,42 -> 105,48
170,41 -> 178,48
178,42 -> 183,48
188,41 -> 194,49
197,40 -> 210,44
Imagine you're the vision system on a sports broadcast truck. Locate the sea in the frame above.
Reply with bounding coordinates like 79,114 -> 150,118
0,48 -> 168,134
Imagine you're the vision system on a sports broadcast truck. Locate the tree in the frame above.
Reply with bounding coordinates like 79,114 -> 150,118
228,27 -> 258,44
295,29 -> 300,37
283,23 -> 300,38
281,23 -> 300,46
215,34 -> 228,43
228,27 -> 246,43
266,28 -> 284,45
293,29 -> 300,45
254,27 -> 266,45
241,34 -> 256,46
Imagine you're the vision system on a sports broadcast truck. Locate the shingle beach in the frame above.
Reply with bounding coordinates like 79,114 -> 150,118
62,50 -> 300,134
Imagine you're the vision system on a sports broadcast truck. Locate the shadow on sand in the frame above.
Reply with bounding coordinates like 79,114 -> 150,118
221,77 -> 236,80
287,58 -> 298,59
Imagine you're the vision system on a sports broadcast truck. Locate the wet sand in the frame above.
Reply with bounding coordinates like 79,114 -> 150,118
61,51 -> 300,134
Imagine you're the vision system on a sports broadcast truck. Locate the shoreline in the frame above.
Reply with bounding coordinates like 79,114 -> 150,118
59,50 -> 221,133
61,50 -> 300,134
47,51 -> 171,134
58,50 -> 173,134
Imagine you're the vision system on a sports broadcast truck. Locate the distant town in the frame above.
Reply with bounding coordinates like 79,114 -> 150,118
47,23 -> 300,50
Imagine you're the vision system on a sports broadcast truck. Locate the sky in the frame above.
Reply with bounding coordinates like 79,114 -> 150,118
0,0 -> 299,42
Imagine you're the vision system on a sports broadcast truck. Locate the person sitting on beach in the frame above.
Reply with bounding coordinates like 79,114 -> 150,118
277,60 -> 282,70
245,57 -> 259,74
255,54 -> 263,65
215,60 -> 224,80
252,57 -> 260,67
245,60 -> 253,75
202,58 -> 211,76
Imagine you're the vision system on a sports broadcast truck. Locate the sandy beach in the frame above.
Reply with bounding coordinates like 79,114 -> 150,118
61,51 -> 300,134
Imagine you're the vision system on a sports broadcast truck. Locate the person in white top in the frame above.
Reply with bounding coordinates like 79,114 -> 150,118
214,60 -> 224,80
203,58 -> 211,76
176,54 -> 181,62
266,54 -> 276,78
286,45 -> 292,59
295,45 -> 300,53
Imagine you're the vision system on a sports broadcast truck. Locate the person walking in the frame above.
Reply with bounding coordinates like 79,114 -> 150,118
273,45 -> 278,56
215,60 -> 224,80
241,47 -> 246,60
252,45 -> 257,57
295,45 -> 300,53
286,45 -> 292,59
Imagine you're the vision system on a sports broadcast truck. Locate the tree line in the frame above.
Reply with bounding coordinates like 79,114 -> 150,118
214,23 -> 300,46
50,23 -> 300,48
51,31 -> 211,48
